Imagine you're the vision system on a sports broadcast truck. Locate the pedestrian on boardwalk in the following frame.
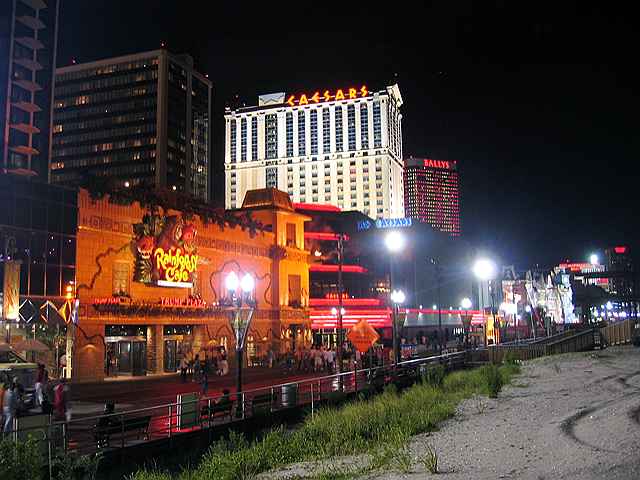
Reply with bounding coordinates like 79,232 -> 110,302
54,378 -> 71,422
2,380 -> 18,433
193,354 -> 200,382
180,356 -> 188,383
201,369 -> 208,396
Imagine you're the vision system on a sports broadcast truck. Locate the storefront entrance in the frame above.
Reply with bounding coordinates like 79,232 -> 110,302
105,325 -> 148,376
163,325 -> 193,372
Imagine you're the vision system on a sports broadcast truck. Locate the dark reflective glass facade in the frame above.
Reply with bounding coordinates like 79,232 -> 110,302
0,175 -> 77,298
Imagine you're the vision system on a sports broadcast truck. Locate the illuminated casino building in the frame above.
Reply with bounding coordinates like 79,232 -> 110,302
606,246 -> 633,296
225,84 -> 404,219
404,156 -> 460,236
295,203 -> 483,347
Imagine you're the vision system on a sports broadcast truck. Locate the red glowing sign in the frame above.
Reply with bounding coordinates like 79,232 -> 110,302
423,159 -> 453,169
286,85 -> 369,107
614,246 -> 627,254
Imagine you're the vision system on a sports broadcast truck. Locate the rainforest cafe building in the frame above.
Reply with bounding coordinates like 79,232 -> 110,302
72,188 -> 310,382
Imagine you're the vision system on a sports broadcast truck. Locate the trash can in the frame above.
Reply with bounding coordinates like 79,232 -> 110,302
280,383 -> 298,408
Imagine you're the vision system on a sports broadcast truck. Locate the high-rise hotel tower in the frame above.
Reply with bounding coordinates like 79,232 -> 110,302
225,84 -> 404,219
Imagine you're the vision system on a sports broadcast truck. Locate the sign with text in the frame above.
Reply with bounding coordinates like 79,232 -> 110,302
347,319 -> 380,353
286,85 -> 369,107
134,214 -> 198,288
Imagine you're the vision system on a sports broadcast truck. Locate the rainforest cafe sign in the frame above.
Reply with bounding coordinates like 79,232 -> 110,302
286,85 -> 369,107
134,214 -> 198,288
154,247 -> 198,284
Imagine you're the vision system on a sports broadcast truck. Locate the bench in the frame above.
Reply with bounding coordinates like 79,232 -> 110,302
251,393 -> 274,417
201,398 -> 234,423
93,415 -> 151,448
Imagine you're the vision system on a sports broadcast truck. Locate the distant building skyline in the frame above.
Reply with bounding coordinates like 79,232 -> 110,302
50,49 -> 212,202
404,156 -> 461,237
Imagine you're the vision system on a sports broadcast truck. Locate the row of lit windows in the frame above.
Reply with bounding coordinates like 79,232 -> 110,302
52,136 -> 157,158
52,123 -> 156,146
53,98 -> 157,121
56,58 -> 159,83
54,84 -> 157,109
229,101 -> 383,162
52,110 -> 156,134
55,70 -> 158,96
51,149 -> 156,170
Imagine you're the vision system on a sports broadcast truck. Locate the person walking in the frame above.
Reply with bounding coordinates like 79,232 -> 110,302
3,380 -> 18,433
201,369 -> 209,396
179,356 -> 188,383
193,354 -> 200,383
35,363 -> 45,406
54,378 -> 71,422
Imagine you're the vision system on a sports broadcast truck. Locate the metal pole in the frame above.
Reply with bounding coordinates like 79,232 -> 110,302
236,343 -> 243,418
490,280 -> 497,343
337,234 -> 344,390
436,261 -> 442,355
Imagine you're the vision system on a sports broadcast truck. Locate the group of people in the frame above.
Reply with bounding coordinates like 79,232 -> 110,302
0,363 -> 71,434
179,348 -> 230,395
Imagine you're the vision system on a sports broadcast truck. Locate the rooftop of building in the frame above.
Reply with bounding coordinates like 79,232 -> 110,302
241,188 -> 295,212
55,48 -> 211,85
226,83 -> 402,115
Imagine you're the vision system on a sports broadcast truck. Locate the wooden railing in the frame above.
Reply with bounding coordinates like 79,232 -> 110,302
488,328 -> 596,363
600,319 -> 638,345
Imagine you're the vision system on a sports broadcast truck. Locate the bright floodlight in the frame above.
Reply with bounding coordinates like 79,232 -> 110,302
589,254 -> 599,265
331,307 -> 345,316
473,258 -> 497,280
606,301 -> 613,310
385,231 -> 405,253
525,305 -> 532,313
240,273 -> 255,293
391,289 -> 406,304
225,271 -> 239,291
314,249 -> 322,257
460,297 -> 472,309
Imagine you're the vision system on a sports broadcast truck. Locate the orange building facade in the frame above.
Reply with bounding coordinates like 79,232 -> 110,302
72,188 -> 310,382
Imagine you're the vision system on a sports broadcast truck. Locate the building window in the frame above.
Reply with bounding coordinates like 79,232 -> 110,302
322,108 -> 331,154
266,114 -> 278,159
240,118 -> 247,161
230,120 -> 237,162
373,101 -> 382,148
251,117 -> 258,160
360,103 -> 369,149
286,223 -> 297,248
298,111 -> 306,156
286,112 -> 294,157
310,110 -> 318,155
266,166 -> 278,189
335,106 -> 343,152
288,274 -> 302,307
113,261 -> 130,296
347,104 -> 356,151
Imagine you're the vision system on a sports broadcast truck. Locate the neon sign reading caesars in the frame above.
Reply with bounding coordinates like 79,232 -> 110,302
154,247 -> 198,284
287,85 -> 369,107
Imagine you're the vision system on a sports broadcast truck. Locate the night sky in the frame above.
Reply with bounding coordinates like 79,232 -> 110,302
57,1 -> 639,269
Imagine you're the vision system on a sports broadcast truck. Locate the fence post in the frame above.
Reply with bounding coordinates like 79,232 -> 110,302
310,382 -> 314,419
168,405 -> 172,438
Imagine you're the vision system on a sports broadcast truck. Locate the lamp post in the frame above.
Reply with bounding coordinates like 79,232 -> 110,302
224,271 -> 256,418
429,258 -> 443,354
336,233 -> 345,384
460,297 -> 472,348
385,232 -> 405,366
473,258 -> 497,344
390,289 -> 406,365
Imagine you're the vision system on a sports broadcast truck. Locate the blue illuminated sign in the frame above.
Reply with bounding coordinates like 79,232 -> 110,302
375,218 -> 413,229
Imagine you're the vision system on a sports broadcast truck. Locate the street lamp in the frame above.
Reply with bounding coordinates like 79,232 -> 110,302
224,271 -> 256,418
589,254 -> 599,266
460,297 -> 472,348
385,231 -> 405,366
390,289 -> 406,365
473,258 -> 498,344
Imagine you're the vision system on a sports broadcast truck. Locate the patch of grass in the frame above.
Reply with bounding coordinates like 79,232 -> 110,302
132,364 -> 521,480
420,443 -> 438,474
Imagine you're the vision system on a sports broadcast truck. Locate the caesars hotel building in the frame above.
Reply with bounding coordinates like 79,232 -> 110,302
225,84 -> 404,219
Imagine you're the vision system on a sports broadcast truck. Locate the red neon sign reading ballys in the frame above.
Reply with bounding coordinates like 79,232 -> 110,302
423,159 -> 453,169
287,85 -> 369,107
